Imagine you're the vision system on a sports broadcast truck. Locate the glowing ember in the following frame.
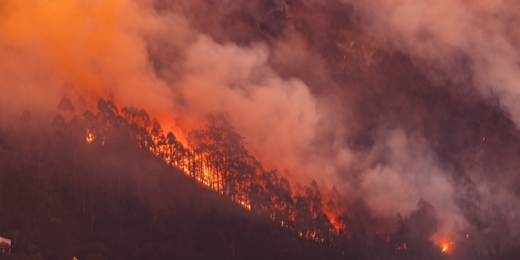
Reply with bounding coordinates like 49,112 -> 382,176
86,130 -> 95,144
395,242 -> 407,252
441,242 -> 452,254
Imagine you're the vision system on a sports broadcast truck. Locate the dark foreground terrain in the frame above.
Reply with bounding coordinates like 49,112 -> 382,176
0,120 -> 353,260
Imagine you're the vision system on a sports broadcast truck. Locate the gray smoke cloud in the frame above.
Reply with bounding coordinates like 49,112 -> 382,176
341,0 -> 520,120
338,0 -> 520,254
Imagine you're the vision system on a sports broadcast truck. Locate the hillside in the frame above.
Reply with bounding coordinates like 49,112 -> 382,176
0,112 -> 358,260
1,1 -> 520,259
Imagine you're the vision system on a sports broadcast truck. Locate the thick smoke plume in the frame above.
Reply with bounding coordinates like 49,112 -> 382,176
340,0 -> 520,255
0,0 -> 317,175
1,0 -> 520,258
342,0 -> 520,123
0,0 -> 173,120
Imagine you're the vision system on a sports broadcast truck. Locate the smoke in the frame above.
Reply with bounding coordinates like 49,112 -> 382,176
358,130 -> 466,235
337,0 -> 520,254
0,0 -> 173,123
178,35 -> 317,170
342,0 -> 520,123
2,0 -> 520,257
0,0 -> 318,172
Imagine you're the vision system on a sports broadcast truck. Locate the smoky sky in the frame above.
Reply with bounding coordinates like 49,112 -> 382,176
1,0 -> 520,257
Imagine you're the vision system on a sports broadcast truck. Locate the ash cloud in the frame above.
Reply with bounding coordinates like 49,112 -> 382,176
2,0 -> 520,258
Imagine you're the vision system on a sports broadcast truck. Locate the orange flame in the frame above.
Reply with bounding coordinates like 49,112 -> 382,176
86,129 -> 95,144
440,241 -> 452,254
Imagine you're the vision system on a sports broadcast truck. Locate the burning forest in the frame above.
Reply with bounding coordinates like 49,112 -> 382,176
1,0 -> 520,259
63,98 -> 347,242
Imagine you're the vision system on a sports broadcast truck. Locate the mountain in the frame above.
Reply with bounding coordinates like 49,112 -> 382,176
0,107 -> 358,260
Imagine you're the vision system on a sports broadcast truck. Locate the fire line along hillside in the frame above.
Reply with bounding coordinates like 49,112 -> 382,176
6,98 -> 518,259
0,99 -> 358,260
73,99 -> 354,243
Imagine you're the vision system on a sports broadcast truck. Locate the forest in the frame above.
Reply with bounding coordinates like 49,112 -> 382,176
0,98 -> 365,259
1,97 -> 520,259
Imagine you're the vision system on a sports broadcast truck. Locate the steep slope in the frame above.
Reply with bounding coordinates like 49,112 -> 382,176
0,117 -> 353,260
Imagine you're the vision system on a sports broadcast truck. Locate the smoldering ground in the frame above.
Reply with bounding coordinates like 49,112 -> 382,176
1,0 -> 520,258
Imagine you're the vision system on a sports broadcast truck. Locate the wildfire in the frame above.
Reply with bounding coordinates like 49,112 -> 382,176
61,98 -> 348,246
440,241 -> 452,254
86,129 -> 95,144
143,132 -> 251,210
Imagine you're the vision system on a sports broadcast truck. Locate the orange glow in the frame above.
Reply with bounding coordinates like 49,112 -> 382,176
73,102 -> 346,244
440,242 -> 452,254
73,97 -> 345,244
86,129 -> 95,144
0,0 -> 122,96
134,123 -> 252,210
5,0 -> 343,245
0,0 -> 176,126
